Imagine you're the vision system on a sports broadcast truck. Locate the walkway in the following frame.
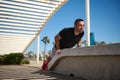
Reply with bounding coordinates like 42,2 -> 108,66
0,65 -> 83,80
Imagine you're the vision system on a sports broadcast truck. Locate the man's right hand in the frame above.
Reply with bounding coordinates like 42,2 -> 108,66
54,34 -> 61,55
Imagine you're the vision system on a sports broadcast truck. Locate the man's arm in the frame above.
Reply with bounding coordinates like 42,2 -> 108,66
54,34 -> 61,54
77,39 -> 82,47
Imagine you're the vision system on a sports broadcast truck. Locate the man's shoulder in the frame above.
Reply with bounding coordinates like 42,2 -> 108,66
62,27 -> 74,31
59,27 -> 73,36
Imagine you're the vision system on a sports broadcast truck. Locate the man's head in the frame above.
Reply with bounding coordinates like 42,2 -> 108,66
74,18 -> 84,33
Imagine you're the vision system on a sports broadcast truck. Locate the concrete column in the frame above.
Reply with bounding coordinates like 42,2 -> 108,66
37,35 -> 40,64
85,0 -> 90,46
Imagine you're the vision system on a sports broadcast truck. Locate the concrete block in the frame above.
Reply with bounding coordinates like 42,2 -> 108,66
48,43 -> 120,80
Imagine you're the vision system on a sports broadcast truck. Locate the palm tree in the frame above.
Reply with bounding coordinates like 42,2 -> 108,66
94,41 -> 99,45
94,41 -> 106,45
100,41 -> 106,45
41,36 -> 50,56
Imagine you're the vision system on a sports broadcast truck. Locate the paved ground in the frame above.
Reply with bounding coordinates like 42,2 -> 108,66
0,65 -> 84,80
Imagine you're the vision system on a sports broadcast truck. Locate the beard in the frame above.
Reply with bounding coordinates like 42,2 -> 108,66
76,28 -> 83,33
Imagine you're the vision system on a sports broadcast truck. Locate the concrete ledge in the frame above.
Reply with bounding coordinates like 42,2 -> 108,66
48,43 -> 120,80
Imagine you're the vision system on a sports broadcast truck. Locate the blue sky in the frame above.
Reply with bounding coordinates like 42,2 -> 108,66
25,0 -> 120,53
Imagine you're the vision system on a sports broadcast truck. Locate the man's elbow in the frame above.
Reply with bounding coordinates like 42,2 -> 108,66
54,34 -> 61,41
54,34 -> 58,41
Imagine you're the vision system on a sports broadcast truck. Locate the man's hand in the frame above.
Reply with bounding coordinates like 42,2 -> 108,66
77,39 -> 82,47
55,49 -> 61,55
54,34 -> 61,55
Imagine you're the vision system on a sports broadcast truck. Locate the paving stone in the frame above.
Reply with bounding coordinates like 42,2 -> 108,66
0,65 -> 84,80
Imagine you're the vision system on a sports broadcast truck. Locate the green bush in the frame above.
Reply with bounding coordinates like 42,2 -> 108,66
21,59 -> 30,64
3,53 -> 24,65
0,55 -> 4,64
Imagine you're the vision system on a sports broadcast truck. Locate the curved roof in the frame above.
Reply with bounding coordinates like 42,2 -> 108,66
0,0 -> 67,55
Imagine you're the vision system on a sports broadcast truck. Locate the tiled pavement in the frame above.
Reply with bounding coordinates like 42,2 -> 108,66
0,65 -> 84,80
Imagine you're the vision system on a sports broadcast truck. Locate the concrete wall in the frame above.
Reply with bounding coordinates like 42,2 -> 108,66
48,43 -> 120,80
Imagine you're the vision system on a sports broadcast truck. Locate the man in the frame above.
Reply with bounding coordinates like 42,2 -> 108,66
42,18 -> 84,70
54,18 -> 84,55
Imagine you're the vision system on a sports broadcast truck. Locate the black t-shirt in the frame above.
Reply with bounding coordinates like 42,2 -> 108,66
59,28 -> 84,49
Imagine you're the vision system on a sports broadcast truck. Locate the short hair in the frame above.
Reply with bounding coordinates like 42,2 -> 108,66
74,18 -> 84,25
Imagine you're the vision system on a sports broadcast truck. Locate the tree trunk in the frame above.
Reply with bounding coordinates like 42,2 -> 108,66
44,44 -> 46,60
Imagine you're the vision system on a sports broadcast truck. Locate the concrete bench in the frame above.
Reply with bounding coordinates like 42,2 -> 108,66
48,43 -> 120,80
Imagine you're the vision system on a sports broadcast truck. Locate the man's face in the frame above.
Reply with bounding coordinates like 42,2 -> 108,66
74,21 -> 84,33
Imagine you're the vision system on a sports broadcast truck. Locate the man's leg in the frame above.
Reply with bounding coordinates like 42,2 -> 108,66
46,46 -> 56,67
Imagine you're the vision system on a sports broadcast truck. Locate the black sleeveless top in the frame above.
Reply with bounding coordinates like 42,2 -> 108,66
59,28 -> 84,49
